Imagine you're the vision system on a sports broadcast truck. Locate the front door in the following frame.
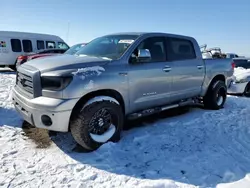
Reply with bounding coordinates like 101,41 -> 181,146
127,36 -> 174,113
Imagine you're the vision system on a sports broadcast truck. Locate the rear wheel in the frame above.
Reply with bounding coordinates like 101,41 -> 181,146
70,100 -> 124,151
203,80 -> 227,110
244,82 -> 250,97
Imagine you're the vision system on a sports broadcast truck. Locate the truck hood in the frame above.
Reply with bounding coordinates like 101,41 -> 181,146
24,54 -> 111,73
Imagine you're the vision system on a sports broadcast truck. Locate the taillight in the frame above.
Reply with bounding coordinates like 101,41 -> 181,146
231,62 -> 235,69
17,55 -> 28,64
17,55 -> 27,60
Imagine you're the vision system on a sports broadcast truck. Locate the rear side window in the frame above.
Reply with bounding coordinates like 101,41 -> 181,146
22,40 -> 33,52
46,41 -> 56,49
167,37 -> 196,61
11,39 -> 22,52
37,40 -> 45,50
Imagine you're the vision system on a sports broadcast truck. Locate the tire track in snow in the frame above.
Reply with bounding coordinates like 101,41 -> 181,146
200,96 -> 250,183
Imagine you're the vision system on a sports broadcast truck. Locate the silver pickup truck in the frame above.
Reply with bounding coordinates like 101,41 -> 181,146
12,32 -> 234,151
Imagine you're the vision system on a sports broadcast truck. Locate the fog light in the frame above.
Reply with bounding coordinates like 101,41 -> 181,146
41,115 -> 52,126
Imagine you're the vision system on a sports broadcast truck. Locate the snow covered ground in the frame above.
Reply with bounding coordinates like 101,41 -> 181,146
1,69 -> 250,188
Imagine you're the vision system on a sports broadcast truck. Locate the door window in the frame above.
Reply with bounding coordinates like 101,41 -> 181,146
131,37 -> 167,63
11,39 -> 22,52
37,40 -> 45,50
46,41 -> 56,49
58,42 -> 69,49
22,40 -> 33,52
167,37 -> 196,61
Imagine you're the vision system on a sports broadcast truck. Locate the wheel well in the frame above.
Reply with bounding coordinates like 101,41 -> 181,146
211,75 -> 225,83
206,74 -> 226,94
70,89 -> 125,123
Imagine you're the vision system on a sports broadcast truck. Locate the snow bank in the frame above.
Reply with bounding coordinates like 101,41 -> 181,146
217,174 -> 250,188
233,67 -> 250,81
72,66 -> 105,80
0,72 -> 21,126
1,71 -> 250,188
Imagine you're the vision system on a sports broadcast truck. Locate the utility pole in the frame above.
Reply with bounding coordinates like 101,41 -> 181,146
66,22 -> 70,43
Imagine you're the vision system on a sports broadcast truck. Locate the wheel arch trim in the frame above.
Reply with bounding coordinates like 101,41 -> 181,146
83,96 -> 120,108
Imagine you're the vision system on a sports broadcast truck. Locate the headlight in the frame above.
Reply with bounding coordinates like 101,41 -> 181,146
41,76 -> 73,91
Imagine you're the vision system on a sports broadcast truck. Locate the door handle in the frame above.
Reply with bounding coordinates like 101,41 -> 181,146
197,65 -> 204,69
163,66 -> 171,72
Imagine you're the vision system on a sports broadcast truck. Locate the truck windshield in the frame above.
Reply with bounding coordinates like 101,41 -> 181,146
75,35 -> 139,60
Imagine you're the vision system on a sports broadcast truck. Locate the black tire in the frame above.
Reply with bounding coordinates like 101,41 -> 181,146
70,100 -> 124,151
9,65 -> 16,71
244,82 -> 250,97
9,61 -> 17,71
177,106 -> 191,114
203,80 -> 227,110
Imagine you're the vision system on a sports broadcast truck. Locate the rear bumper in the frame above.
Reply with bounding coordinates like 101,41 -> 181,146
12,86 -> 79,132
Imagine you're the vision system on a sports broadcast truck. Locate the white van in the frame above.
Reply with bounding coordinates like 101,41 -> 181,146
0,31 -> 69,69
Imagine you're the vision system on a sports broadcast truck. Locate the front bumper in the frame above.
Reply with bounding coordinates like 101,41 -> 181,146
227,81 -> 248,94
12,86 -> 79,132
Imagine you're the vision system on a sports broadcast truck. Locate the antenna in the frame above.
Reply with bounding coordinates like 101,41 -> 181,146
66,22 -> 70,43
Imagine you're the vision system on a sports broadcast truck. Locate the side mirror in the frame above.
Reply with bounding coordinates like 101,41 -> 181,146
137,49 -> 151,62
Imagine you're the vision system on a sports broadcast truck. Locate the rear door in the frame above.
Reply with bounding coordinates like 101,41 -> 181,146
166,37 -> 205,101
128,36 -> 174,112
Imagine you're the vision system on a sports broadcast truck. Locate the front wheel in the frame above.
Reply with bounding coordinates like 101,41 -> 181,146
203,80 -> 227,110
70,100 -> 124,151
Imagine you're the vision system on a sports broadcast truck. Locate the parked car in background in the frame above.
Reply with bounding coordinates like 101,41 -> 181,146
226,53 -> 245,59
12,32 -> 234,151
64,43 -> 87,55
0,31 -> 69,70
15,43 -> 87,69
16,48 -> 67,67
200,45 -> 245,59
226,53 -> 240,58
228,58 -> 250,96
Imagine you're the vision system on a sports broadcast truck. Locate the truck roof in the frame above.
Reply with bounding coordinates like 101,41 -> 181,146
0,31 -> 63,41
104,32 -> 195,40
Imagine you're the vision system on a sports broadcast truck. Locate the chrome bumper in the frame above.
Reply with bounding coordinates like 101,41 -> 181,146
12,86 -> 79,132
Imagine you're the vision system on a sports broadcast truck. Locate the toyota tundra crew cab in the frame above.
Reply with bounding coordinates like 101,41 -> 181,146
12,32 -> 234,151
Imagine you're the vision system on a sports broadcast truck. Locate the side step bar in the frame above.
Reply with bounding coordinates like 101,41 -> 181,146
127,99 -> 195,120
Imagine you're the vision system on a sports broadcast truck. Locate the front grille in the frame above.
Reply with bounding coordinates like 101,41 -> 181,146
16,71 -> 34,95
16,65 -> 42,98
